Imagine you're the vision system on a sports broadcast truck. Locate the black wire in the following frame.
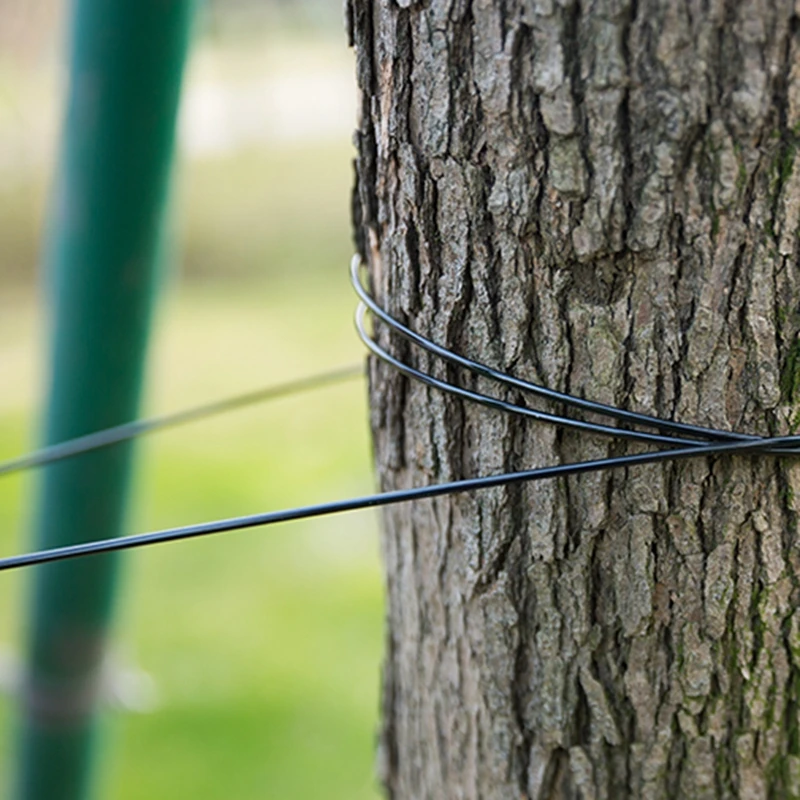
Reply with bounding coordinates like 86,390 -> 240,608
0,434 -> 794,572
1,258 -> 798,573
355,305 -> 705,448
350,256 -> 755,444
0,364 -> 364,479
352,261 -> 800,457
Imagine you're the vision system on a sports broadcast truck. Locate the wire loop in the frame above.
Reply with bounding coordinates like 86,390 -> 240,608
350,255 -> 797,453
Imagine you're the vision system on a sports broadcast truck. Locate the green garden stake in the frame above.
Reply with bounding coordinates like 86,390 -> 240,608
14,1 -> 195,797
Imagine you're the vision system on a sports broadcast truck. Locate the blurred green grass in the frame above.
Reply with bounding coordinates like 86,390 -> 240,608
0,271 -> 384,800
0,42 -> 384,797
178,144 -> 356,285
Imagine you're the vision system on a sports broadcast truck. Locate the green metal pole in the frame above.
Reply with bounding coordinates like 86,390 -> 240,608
14,2 -> 194,798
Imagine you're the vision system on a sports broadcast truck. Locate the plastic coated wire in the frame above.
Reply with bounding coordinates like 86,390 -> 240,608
350,257 -> 763,445
351,256 -> 800,457
356,305 -> 704,448
0,434 -> 793,572
0,258 -> 798,572
0,364 -> 363,479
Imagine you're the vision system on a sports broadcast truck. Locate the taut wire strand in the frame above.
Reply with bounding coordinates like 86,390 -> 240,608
0,434 -> 793,572
0,364 -> 364,479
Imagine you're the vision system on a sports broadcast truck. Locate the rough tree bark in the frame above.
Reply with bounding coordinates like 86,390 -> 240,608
350,1 -> 800,797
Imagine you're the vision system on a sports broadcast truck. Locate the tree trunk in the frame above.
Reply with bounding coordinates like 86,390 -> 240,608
350,1 -> 800,797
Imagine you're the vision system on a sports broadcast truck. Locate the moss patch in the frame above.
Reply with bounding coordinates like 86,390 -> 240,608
781,337 -> 800,405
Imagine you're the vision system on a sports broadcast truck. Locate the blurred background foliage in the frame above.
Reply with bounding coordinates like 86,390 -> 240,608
0,0 -> 383,797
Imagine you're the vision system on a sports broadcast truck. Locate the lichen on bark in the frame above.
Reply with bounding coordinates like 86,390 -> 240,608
351,0 -> 800,797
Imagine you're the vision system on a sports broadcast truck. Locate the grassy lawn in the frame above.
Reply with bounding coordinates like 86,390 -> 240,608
0,42 -> 384,790
0,274 -> 384,800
